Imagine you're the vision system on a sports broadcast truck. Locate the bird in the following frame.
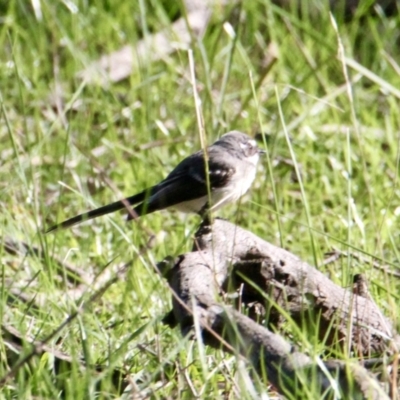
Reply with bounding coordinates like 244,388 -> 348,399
46,131 -> 264,232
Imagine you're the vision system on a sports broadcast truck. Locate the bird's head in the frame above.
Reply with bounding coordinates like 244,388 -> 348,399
216,131 -> 265,164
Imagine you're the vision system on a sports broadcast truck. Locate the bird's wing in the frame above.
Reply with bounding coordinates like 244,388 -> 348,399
131,152 -> 236,217
164,150 -> 236,188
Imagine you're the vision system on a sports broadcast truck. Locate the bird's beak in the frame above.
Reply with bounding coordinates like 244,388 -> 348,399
258,149 -> 267,155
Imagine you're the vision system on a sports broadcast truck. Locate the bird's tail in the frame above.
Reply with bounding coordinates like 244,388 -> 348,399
45,190 -> 149,233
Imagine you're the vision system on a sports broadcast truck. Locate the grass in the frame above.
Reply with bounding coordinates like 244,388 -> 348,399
1,0 -> 400,398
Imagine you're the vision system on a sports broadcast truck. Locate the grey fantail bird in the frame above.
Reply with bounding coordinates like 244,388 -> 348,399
46,131 -> 264,232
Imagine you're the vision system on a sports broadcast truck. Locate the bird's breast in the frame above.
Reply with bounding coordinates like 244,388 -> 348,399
172,196 -> 208,213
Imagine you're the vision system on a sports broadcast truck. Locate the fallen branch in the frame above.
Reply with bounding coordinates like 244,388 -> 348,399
161,218 -> 398,398
78,0 -> 213,84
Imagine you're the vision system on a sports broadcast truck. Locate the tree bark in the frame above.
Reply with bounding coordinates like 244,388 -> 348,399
160,218 -> 398,399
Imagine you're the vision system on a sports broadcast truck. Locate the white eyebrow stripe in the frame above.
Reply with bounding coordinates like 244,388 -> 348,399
240,140 -> 256,149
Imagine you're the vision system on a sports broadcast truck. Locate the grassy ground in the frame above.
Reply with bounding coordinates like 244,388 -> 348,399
1,0 -> 400,398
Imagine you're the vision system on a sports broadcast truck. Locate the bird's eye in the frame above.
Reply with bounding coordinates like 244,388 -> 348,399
248,139 -> 257,148
240,140 -> 256,150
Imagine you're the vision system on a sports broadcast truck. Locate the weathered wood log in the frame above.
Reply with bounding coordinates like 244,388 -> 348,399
193,219 -> 398,355
160,218 -> 398,399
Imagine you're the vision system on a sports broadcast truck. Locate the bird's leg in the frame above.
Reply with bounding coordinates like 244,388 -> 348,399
199,202 -> 213,226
